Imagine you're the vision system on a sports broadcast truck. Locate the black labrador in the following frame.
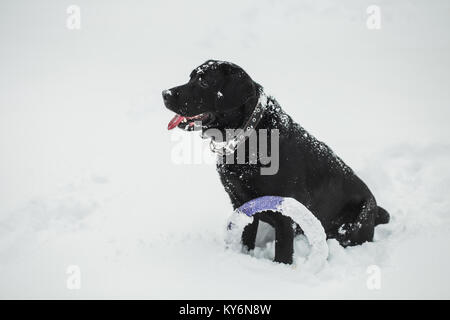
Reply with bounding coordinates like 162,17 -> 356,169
163,60 -> 389,264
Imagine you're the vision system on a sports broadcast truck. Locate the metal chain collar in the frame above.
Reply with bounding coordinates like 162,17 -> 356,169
209,90 -> 268,156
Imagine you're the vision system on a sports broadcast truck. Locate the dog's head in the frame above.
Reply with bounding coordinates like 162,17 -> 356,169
163,60 -> 259,131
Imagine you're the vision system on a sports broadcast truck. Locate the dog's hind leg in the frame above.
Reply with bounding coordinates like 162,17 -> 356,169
336,198 -> 378,247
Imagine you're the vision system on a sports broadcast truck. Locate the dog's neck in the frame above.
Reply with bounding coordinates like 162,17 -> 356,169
208,86 -> 269,156
215,84 -> 263,131
241,86 -> 262,127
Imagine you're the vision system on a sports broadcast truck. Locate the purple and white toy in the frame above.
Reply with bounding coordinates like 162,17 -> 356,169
226,196 -> 329,271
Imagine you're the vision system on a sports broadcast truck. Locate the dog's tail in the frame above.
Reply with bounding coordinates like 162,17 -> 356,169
375,206 -> 390,225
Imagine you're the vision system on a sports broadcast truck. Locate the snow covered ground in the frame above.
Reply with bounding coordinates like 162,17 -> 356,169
1,0 -> 450,299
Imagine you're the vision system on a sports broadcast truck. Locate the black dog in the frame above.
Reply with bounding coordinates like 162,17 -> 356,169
163,60 -> 389,264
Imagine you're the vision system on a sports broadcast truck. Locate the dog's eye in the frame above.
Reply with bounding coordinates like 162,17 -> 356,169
199,80 -> 209,89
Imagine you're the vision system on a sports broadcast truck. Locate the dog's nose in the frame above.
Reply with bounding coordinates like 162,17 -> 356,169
162,89 -> 173,101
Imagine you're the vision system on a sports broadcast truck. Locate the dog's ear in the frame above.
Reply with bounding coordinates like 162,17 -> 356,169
215,77 -> 257,111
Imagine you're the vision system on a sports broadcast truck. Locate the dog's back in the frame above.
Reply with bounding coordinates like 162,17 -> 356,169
163,60 -> 389,251
217,93 -> 389,245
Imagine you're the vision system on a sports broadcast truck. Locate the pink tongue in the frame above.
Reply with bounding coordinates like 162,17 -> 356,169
168,114 -> 186,130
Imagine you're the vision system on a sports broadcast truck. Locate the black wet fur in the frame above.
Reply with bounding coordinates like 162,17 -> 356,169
163,60 -> 390,264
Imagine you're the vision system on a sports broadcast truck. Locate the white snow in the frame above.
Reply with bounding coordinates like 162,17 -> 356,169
1,0 -> 450,299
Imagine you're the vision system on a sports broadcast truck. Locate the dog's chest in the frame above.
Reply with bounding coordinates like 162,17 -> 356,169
216,162 -> 265,204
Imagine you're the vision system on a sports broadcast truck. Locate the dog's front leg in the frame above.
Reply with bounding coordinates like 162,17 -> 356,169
242,211 -> 295,264
263,213 -> 294,264
241,220 -> 258,251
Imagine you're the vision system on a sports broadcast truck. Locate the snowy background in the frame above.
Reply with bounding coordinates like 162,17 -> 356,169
1,0 -> 450,299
